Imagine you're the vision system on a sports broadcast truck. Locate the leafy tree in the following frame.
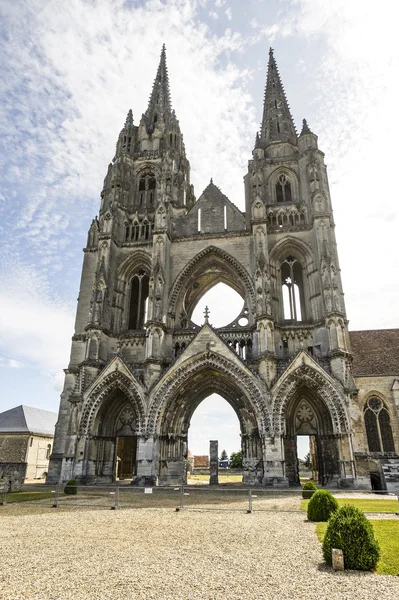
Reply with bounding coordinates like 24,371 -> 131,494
303,452 -> 312,470
229,450 -> 243,469
220,449 -> 228,461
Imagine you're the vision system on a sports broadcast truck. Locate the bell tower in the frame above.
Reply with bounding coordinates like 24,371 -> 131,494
246,48 -> 353,390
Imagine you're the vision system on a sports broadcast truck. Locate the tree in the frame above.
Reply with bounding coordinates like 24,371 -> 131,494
229,450 -> 243,469
303,452 -> 312,470
220,449 -> 228,461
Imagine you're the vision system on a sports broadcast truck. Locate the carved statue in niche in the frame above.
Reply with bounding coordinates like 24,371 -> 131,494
91,287 -> 104,325
308,158 -> 320,193
333,290 -> 341,311
67,397 -> 80,435
330,264 -> 337,287
321,260 -> 330,288
324,291 -> 332,312
251,169 -> 263,199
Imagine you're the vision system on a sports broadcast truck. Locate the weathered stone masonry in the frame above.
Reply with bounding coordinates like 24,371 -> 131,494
48,47 -> 399,489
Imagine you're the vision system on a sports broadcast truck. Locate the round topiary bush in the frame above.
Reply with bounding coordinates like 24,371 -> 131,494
64,479 -> 78,495
307,489 -> 338,522
322,504 -> 380,571
302,480 -> 317,499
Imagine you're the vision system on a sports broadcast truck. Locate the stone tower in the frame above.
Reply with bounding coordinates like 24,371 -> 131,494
48,47 -> 396,489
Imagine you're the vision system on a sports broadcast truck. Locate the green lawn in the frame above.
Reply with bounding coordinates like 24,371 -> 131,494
2,491 -> 55,504
315,520 -> 399,576
301,497 -> 399,513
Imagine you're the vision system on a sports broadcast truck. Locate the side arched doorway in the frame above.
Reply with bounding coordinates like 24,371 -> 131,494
84,390 -> 140,482
284,388 -> 340,486
149,354 -> 269,486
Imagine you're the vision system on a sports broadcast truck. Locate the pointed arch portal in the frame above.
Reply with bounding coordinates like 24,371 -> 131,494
148,352 -> 269,485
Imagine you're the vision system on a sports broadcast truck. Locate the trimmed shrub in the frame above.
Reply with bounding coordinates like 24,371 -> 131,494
64,479 -> 78,495
302,480 -> 317,499
322,504 -> 380,571
307,489 -> 338,522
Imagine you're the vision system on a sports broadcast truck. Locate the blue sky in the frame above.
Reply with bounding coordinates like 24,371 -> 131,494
0,0 -> 398,458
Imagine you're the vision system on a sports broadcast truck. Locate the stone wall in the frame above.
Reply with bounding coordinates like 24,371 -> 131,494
0,462 -> 27,491
0,434 -> 29,462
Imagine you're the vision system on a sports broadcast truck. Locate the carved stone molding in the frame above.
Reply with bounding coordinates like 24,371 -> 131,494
147,351 -> 271,435
79,370 -> 146,436
273,364 -> 349,435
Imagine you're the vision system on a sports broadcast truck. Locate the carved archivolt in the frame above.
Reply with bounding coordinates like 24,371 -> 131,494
117,249 -> 152,281
147,352 -> 271,435
79,371 -> 146,436
269,235 -> 313,268
168,246 -> 256,315
272,364 -> 349,435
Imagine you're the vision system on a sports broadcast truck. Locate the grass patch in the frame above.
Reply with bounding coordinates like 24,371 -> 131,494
315,520 -> 399,576
301,497 -> 399,513
3,491 -> 55,504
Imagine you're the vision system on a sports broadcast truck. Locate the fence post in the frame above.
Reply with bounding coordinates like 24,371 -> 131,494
176,485 -> 185,511
247,488 -> 252,514
111,486 -> 119,510
52,483 -> 59,508
0,485 -> 7,506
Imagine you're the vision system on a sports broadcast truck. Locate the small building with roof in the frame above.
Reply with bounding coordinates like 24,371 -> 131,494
0,405 -> 57,490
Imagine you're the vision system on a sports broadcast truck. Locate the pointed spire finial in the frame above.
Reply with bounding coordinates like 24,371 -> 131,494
124,109 -> 133,128
204,306 -> 210,324
210,177 -> 213,184
255,131 -> 261,148
145,44 -> 172,132
260,48 -> 297,147
301,118 -> 311,135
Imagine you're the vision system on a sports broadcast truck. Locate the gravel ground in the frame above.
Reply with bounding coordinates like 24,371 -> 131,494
1,497 -> 399,600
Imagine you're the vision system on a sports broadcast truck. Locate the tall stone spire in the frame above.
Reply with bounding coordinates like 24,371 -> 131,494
260,48 -> 297,147
144,44 -> 172,134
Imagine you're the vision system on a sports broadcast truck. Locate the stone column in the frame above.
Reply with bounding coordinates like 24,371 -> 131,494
132,435 -> 158,486
209,440 -> 219,485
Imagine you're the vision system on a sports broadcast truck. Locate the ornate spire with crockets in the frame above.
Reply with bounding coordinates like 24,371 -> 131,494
144,44 -> 172,134
260,48 -> 297,147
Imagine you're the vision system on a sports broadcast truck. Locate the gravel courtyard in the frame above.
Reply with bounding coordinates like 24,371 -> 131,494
1,496 -> 399,600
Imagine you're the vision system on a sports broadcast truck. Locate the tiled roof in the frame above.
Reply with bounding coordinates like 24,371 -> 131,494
0,405 -> 57,436
350,329 -> 399,377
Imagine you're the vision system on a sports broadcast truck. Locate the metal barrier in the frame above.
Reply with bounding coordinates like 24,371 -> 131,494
1,483 -> 399,514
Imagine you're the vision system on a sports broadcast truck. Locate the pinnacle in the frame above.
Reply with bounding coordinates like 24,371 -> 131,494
259,48 -> 297,147
300,118 -> 311,135
145,44 -> 173,129
124,109 -> 134,128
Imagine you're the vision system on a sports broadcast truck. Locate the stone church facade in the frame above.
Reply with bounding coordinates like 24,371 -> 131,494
47,47 -> 399,490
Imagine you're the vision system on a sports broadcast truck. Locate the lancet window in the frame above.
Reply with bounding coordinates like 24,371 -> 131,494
125,218 -> 154,242
281,256 -> 304,321
364,396 -> 395,453
128,270 -> 149,330
138,172 -> 156,206
276,174 -> 292,203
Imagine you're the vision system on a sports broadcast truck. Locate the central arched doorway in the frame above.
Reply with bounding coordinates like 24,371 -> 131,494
284,387 -> 340,486
153,360 -> 266,486
188,393 -> 241,484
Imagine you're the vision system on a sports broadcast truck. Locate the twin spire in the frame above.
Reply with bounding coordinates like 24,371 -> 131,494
119,46 -> 309,153
145,43 -> 172,128
121,44 -> 176,137
260,48 -> 297,147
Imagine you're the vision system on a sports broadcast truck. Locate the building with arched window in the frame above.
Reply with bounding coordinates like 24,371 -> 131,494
47,47 -> 399,492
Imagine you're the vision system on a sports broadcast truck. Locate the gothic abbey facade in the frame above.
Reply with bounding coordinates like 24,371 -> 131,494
48,48 -> 399,489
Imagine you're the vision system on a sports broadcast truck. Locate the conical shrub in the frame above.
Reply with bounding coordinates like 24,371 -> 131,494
307,489 -> 338,522
322,504 -> 380,571
302,480 -> 317,499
